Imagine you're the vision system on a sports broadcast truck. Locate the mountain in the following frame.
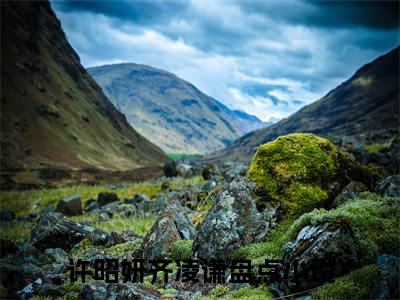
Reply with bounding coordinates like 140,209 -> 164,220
212,99 -> 270,133
0,1 -> 167,171
207,47 -> 400,163
88,64 -> 261,154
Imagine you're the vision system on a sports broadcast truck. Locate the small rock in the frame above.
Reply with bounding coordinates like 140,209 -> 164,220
374,175 -> 400,197
330,181 -> 368,208
369,254 -> 399,299
0,238 -> 18,258
176,163 -> 196,178
0,210 -> 15,222
55,194 -> 82,216
97,192 -> 119,207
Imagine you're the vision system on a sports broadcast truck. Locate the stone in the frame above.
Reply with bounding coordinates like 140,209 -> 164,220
282,221 -> 361,292
97,192 -> 119,207
0,209 -> 15,222
141,201 -> 196,260
18,278 -> 64,299
0,238 -> 18,258
164,160 -> 178,177
374,175 -> 400,197
330,181 -> 368,208
222,163 -> 248,181
30,212 -> 110,251
78,282 -> 161,300
176,163 -> 195,178
192,178 -> 277,262
201,164 -> 220,180
55,194 -> 82,216
369,254 -> 399,299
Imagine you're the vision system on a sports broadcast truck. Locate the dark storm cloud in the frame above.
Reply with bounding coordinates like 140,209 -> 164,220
51,0 -> 399,122
55,0 -> 188,25
238,0 -> 399,30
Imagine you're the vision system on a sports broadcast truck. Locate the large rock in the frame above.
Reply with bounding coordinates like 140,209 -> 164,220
192,178 -> 277,262
330,181 -> 368,208
30,212 -> 110,251
369,254 -> 399,299
164,160 -> 178,177
176,163 -> 196,178
247,133 -> 374,216
283,221 -> 361,292
374,175 -> 400,197
141,201 -> 195,260
55,194 -> 82,216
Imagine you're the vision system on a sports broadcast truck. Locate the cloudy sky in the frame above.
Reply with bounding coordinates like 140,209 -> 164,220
51,0 -> 399,122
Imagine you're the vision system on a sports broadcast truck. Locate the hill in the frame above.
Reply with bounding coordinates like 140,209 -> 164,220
0,1 -> 167,172
207,47 -> 400,163
88,64 -> 265,154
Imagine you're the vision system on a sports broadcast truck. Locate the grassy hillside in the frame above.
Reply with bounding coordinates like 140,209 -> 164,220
0,1 -> 167,172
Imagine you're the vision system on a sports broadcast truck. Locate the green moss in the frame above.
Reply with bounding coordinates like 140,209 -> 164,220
171,240 -> 193,261
233,217 -> 294,264
226,285 -> 273,300
200,285 -> 272,300
285,182 -> 328,215
365,143 -> 389,154
247,133 -> 340,216
286,193 -> 400,263
312,264 -> 378,300
105,240 -> 142,258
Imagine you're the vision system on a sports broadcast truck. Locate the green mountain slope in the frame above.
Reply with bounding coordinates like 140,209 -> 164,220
0,1 -> 167,171
207,47 -> 400,163
88,64 -> 255,154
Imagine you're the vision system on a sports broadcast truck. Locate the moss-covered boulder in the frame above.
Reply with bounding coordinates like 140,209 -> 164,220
247,133 -> 374,216
282,193 -> 399,292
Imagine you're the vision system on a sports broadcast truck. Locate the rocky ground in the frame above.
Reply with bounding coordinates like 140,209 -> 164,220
0,133 -> 399,300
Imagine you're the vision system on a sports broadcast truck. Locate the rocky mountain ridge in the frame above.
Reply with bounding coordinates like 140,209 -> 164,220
88,63 -> 267,154
207,47 -> 400,163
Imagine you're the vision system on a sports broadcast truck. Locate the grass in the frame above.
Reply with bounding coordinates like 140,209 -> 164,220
0,176 -> 206,246
365,143 -> 389,154
0,176 -> 206,217
167,153 -> 200,160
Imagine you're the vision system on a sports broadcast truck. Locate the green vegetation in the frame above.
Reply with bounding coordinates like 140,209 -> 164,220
171,240 -> 193,261
0,221 -> 33,244
93,216 -> 156,236
233,217 -> 294,261
286,192 -> 400,263
200,285 -> 272,300
365,143 -> 389,153
312,264 -> 378,300
247,133 -> 340,216
167,153 -> 200,160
